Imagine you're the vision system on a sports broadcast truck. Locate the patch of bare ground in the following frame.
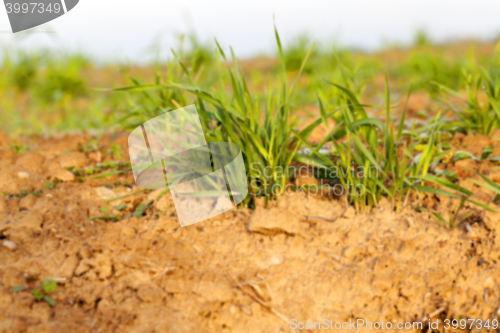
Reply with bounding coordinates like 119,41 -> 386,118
2,132 -> 500,332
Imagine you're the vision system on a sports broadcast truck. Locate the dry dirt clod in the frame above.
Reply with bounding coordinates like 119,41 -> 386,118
58,152 -> 88,168
0,168 -> 29,193
228,275 -> 289,323
343,206 -> 356,219
463,134 -> 491,156
19,194 -> 36,210
88,151 -> 102,163
248,207 -> 305,236
47,168 -> 75,182
454,159 -> 477,178
15,153 -> 45,174
94,187 -> 117,201
58,256 -> 79,278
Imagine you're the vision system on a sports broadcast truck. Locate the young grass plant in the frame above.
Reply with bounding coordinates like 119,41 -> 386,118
294,78 -> 446,213
294,76 -> 499,220
115,27 -> 326,205
432,49 -> 500,135
112,34 -> 221,130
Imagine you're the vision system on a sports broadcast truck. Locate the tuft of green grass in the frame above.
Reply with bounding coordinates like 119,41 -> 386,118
294,78 -> 445,212
294,76 -> 500,220
44,180 -> 60,190
4,50 -> 40,91
432,50 -> 500,135
108,143 -> 123,160
114,27 -> 325,205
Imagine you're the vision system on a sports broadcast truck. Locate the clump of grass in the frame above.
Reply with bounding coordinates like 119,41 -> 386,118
429,196 -> 471,229
6,51 -> 40,90
36,54 -> 89,103
295,76 -> 499,220
295,79 -> 439,212
283,34 -> 317,73
115,27 -> 324,205
67,160 -> 132,181
433,49 -> 500,135
111,34 -> 217,130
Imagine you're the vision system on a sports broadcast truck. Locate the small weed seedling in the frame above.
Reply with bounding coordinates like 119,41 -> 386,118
114,203 -> 127,211
109,143 -> 123,160
12,279 -> 57,307
44,180 -> 61,190
11,143 -> 29,154
133,201 -> 153,218
429,196 -> 472,229
78,140 -> 99,153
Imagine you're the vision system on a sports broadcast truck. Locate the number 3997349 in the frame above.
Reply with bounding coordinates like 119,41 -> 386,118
5,2 -> 62,14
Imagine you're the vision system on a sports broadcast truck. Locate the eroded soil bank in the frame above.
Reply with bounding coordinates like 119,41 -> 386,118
1,132 -> 500,333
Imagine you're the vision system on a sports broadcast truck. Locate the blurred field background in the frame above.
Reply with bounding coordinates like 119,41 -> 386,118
1,0 -> 500,138
0,32 -> 499,137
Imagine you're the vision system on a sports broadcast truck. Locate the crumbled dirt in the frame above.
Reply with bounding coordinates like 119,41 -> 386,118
2,133 -> 500,333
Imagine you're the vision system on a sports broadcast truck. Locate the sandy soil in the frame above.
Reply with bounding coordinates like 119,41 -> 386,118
2,132 -> 500,333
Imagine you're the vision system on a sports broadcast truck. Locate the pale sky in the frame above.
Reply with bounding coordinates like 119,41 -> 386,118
1,0 -> 500,62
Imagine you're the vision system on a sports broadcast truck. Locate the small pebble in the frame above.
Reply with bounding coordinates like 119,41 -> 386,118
17,171 -> 29,179
269,256 -> 281,266
2,240 -> 18,251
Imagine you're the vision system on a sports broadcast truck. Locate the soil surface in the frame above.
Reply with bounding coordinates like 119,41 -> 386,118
2,132 -> 500,333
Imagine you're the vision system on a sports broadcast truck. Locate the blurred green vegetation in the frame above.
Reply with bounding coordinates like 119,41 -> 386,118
0,48 -> 120,136
0,33 -> 498,138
